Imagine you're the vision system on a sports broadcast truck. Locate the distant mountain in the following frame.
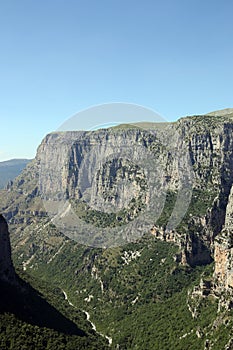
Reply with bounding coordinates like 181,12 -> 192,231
0,159 -> 31,189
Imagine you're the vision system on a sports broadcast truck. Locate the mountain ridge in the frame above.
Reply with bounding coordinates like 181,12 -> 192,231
1,109 -> 233,348
0,158 -> 31,189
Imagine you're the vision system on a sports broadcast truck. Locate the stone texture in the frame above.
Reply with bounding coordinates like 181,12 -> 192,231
214,184 -> 233,291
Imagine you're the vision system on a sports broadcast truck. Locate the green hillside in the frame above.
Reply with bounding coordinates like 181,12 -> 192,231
0,273 -> 108,350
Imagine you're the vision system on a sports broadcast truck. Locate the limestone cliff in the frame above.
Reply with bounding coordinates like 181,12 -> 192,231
214,184 -> 233,291
1,112 -> 233,295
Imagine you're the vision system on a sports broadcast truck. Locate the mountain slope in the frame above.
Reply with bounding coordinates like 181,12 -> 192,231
0,111 -> 233,349
0,159 -> 31,189
205,107 -> 233,117
0,215 -> 108,349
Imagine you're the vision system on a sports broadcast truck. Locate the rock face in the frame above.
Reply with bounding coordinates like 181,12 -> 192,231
1,112 -> 233,293
214,184 -> 233,291
0,214 -> 15,282
38,129 -> 174,208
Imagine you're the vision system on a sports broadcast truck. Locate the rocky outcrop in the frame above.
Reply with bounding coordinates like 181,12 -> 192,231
214,184 -> 233,292
214,236 -> 233,289
0,214 -> 15,282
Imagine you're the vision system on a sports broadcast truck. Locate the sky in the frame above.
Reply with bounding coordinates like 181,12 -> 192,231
0,0 -> 233,161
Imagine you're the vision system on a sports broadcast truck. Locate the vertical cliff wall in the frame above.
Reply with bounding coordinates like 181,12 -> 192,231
1,114 -> 233,293
214,184 -> 233,291
0,214 -> 15,282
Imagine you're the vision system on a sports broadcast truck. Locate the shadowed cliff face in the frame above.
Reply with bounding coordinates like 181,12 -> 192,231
0,215 -> 87,336
0,277 -> 87,336
0,214 -> 15,282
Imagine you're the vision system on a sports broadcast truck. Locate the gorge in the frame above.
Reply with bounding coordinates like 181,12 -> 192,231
0,109 -> 233,349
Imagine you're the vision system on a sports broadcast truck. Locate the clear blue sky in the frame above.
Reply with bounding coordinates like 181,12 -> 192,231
0,0 -> 233,161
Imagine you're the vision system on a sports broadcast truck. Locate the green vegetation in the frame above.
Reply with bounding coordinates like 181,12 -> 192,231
0,313 -> 107,350
186,188 -> 216,217
177,188 -> 217,230
70,196 -> 146,227
19,236 -> 227,350
155,190 -> 178,227
0,274 -> 108,350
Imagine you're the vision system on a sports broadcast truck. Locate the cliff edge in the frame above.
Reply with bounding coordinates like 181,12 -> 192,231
0,214 -> 15,282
